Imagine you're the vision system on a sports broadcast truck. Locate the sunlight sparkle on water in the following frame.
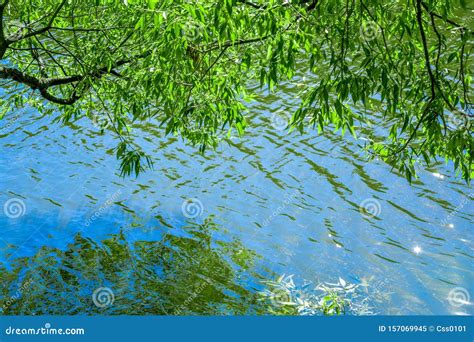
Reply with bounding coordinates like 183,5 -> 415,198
413,246 -> 422,255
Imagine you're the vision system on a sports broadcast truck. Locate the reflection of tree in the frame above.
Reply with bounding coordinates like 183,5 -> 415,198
0,218 -> 267,315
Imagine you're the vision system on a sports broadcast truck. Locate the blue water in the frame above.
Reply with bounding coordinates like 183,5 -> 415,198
1,80 -> 473,315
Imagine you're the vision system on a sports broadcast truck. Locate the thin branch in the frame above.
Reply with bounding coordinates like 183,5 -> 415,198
49,26 -> 133,32
237,0 -> 265,10
39,87 -> 78,105
7,0 -> 67,43
0,0 -> 10,57
416,0 -> 436,99
202,34 -> 273,53
421,2 -> 473,35
0,66 -> 78,104
0,49 -> 150,105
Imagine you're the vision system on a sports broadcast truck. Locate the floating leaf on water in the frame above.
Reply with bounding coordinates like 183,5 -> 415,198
339,277 -> 346,287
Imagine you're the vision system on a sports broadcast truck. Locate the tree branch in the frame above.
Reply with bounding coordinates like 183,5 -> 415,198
237,0 -> 265,10
421,2 -> 473,35
0,0 -> 10,57
7,0 -> 67,43
0,48 -> 150,105
416,0 -> 436,99
0,66 -> 78,104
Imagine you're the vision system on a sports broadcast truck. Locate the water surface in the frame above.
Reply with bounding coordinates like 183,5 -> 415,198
0,78 -> 473,315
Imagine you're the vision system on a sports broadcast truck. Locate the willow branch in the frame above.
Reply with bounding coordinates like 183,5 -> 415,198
416,0 -> 436,99
421,2 -> 473,35
7,0 -> 67,43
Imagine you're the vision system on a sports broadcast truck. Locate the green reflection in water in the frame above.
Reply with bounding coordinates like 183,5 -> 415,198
1,218 -> 271,315
1,216 -> 372,316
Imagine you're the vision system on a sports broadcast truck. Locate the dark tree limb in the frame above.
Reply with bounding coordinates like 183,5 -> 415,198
0,0 -> 10,58
7,0 -> 67,43
0,49 -> 150,105
421,1 -> 473,35
416,0 -> 436,99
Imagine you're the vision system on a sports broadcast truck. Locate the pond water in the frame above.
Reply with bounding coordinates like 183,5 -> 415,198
0,76 -> 473,315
